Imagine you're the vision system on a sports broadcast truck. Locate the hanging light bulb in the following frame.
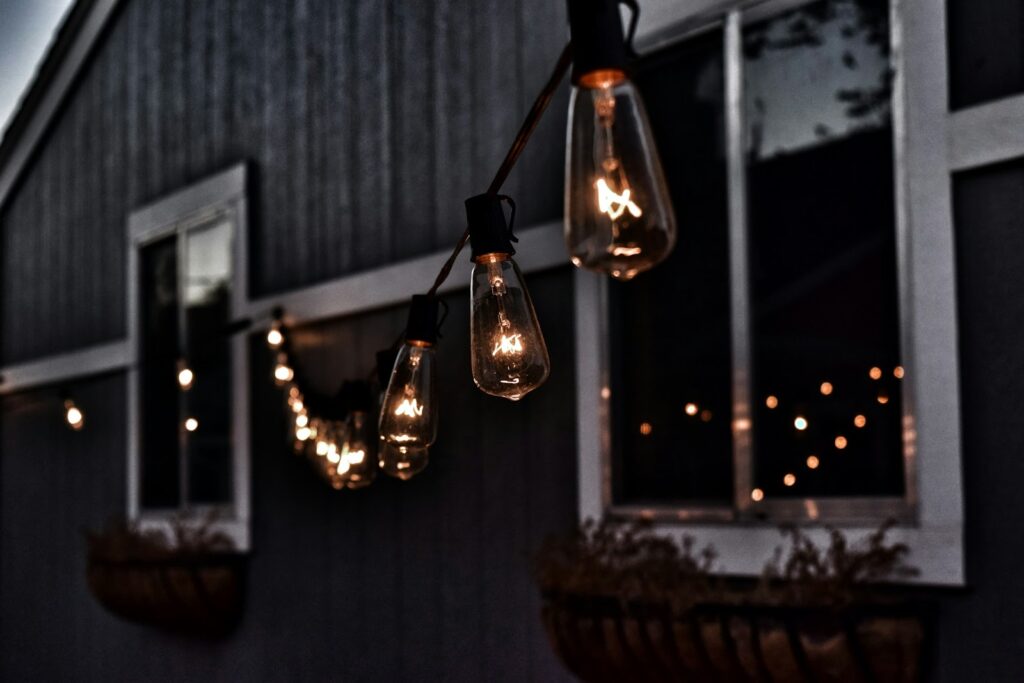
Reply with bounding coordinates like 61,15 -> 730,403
273,353 -> 294,386
176,359 -> 194,391
63,399 -> 85,431
379,296 -> 440,451
564,0 -> 675,281
380,443 -> 429,481
266,320 -> 285,349
330,382 -> 377,489
465,193 -> 550,400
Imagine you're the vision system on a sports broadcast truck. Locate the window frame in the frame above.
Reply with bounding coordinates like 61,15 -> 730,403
577,0 -> 968,584
126,163 -> 251,550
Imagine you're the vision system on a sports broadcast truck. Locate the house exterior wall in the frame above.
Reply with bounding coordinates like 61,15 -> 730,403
0,0 -> 1023,680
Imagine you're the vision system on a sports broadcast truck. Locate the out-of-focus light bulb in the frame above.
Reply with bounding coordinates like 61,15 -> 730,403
564,0 -> 675,281
296,426 -> 312,441
295,413 -> 309,428
819,381 -> 833,396
177,360 -> 194,390
751,488 -> 765,502
273,353 -> 294,385
267,322 -> 284,349
794,416 -> 808,431
380,443 -> 429,481
316,440 -> 329,456
684,403 -> 698,416
184,417 -> 199,432
806,455 -> 820,469
869,366 -> 882,380
765,395 -> 778,409
466,194 -> 549,401
379,296 -> 439,450
783,473 -> 796,487
894,366 -> 905,379
337,399 -> 376,489
64,400 -> 84,431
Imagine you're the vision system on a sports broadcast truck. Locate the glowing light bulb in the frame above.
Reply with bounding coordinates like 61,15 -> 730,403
700,409 -> 713,422
316,440 -> 329,456
295,413 -> 309,428
894,366 -> 905,379
296,426 -> 312,441
835,435 -> 848,449
291,399 -> 304,413
751,488 -> 765,502
64,400 -> 84,431
794,416 -> 808,431
819,381 -> 833,396
684,403 -> 698,416
267,322 -> 284,349
177,360 -> 194,391
869,366 -> 882,380
273,353 -> 294,385
379,295 -> 440,449
783,473 -> 796,487
380,443 -> 429,481
466,194 -> 550,401
854,414 -> 867,428
765,395 -> 778,409
565,66 -> 675,280
639,422 -> 652,436
806,455 -> 820,469
877,392 -> 889,405
184,417 -> 199,432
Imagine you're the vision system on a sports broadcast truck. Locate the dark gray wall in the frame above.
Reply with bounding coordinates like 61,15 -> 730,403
0,0 -> 569,364
0,270 -> 578,682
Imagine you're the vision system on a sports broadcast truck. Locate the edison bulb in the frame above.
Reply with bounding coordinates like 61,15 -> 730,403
337,410 -> 376,489
565,71 -> 675,280
273,353 -> 294,385
380,443 -> 429,481
378,342 -> 437,449
470,254 -> 549,400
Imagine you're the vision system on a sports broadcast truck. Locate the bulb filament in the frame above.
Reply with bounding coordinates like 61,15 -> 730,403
492,333 -> 523,357
394,398 -> 424,417
595,178 -> 642,221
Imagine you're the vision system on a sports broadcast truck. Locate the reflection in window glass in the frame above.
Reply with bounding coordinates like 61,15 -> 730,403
609,31 -> 733,506
184,221 -> 233,504
745,0 -> 904,499
140,236 -> 181,508
139,219 -> 233,510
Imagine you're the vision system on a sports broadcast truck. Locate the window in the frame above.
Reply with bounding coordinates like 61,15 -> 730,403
127,164 -> 250,549
577,0 -> 967,584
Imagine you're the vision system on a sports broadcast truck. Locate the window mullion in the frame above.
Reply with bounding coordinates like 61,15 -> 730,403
724,9 -> 754,515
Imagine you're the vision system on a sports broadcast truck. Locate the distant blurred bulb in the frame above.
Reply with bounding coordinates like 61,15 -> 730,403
295,413 -> 309,428
184,417 -> 199,432
177,361 -> 194,391
64,400 -> 84,431
337,411 -> 376,489
273,353 -> 294,385
266,324 -> 284,349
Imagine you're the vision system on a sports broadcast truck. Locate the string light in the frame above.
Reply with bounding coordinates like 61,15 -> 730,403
819,381 -> 833,396
177,360 -> 194,391
806,455 -> 820,469
684,403 -> 698,416
765,395 -> 778,409
835,435 -> 848,449
854,414 -> 867,428
751,488 -> 765,502
794,416 -> 808,431
184,417 -> 199,432
783,473 -> 796,487
894,366 -> 905,379
869,366 -> 882,380
273,353 -> 294,385
700,409 -> 712,422
379,296 -> 439,452
565,0 -> 676,281
877,392 -> 889,405
267,321 -> 284,349
639,422 -> 652,436
467,194 -> 550,401
64,399 -> 84,431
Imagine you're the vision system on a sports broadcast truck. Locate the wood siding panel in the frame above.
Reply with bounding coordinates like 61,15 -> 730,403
0,0 -> 566,364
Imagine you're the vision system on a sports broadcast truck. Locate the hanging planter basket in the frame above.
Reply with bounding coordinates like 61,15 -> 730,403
86,552 -> 247,637
541,591 -> 926,683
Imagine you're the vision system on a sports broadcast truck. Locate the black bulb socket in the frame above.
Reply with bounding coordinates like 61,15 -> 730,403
405,294 -> 439,346
567,0 -> 629,86
467,193 -> 515,261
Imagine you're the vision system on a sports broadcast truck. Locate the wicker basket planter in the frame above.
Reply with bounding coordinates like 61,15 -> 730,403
541,591 -> 925,683
86,553 -> 246,637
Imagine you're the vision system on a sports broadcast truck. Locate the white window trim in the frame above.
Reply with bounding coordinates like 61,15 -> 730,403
126,163 -> 252,551
575,0 -> 1000,586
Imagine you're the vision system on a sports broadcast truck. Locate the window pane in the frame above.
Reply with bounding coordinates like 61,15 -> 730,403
183,220 -> 233,504
947,0 -> 1024,110
745,0 -> 904,499
140,236 -> 181,509
609,30 -> 733,506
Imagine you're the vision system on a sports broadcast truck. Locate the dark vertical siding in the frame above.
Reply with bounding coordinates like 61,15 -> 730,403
947,0 -> 1024,110
937,160 -> 1024,681
0,270 -> 576,681
0,0 -> 568,364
